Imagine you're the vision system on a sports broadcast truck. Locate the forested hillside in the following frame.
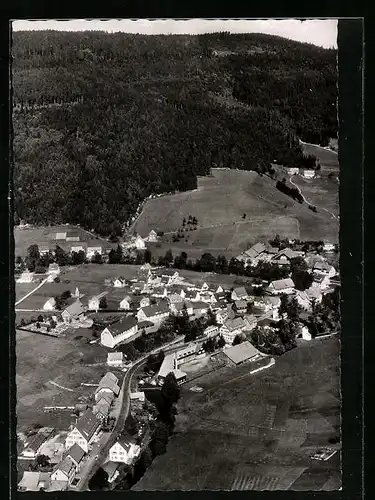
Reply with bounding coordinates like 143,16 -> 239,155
12,31 -> 337,237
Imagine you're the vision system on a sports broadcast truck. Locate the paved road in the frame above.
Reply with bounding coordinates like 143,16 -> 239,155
76,336 -> 185,491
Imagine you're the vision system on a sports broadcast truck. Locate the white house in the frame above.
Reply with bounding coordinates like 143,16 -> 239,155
88,292 -> 107,312
267,278 -> 295,295
201,282 -> 210,291
287,167 -> 300,175
204,325 -> 220,338
61,301 -> 85,323
50,457 -> 75,484
107,352 -> 124,367
47,263 -> 61,275
87,246 -> 102,258
220,317 -> 248,344
113,277 -> 127,288
137,303 -> 170,325
101,316 -> 138,348
73,287 -> 80,299
43,297 -> 56,311
139,296 -> 151,308
65,409 -> 101,453
216,285 -> 224,294
144,230 -> 159,242
119,295 -> 133,310
108,436 -> 141,464
302,169 -> 315,179
323,242 -> 336,252
216,308 -> 229,325
70,245 -> 85,253
134,235 -> 146,250
167,293 -> 184,305
16,271 -> 34,283
231,287 -> 248,301
297,325 -> 312,341
313,261 -> 336,278
22,432 -> 50,459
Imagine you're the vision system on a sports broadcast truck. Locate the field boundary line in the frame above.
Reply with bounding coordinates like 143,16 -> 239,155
15,277 -> 49,306
48,380 -> 75,392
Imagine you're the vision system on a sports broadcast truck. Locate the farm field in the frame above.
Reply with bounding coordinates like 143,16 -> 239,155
133,337 -> 341,491
292,175 -> 339,217
134,168 -> 339,250
16,329 -> 110,433
15,264 -> 142,311
14,224 -> 113,258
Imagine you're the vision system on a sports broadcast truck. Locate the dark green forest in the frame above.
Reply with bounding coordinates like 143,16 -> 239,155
12,31 -> 337,236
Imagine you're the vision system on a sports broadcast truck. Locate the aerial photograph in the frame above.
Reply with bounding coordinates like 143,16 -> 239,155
12,18 -> 341,492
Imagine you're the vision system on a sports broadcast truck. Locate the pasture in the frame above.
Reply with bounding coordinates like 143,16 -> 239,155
14,224 -> 111,258
134,168 -> 339,251
133,337 -> 341,491
300,143 -> 339,172
292,175 -> 339,217
16,329 -> 107,432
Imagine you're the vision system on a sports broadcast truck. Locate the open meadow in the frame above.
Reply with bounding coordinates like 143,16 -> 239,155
133,336 -> 341,491
292,175 -> 339,217
14,224 -> 112,258
16,329 -> 111,433
300,143 -> 339,172
134,168 -> 339,251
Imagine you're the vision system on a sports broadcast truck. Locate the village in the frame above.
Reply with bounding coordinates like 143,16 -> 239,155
16,224 -> 340,492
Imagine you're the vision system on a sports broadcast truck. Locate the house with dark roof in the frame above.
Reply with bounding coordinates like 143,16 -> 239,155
233,300 -> 247,314
93,401 -> 111,421
108,433 -> 141,464
95,372 -> 120,401
65,409 -> 101,453
61,301 -> 85,323
22,432 -> 50,459
220,317 -> 249,344
101,316 -> 138,348
224,341 -> 260,365
136,303 -> 170,325
191,301 -> 209,316
66,230 -> 80,242
66,443 -> 85,470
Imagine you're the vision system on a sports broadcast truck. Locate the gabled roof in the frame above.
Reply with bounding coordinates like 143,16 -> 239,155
313,260 -> 332,271
93,401 -> 110,417
24,432 -> 48,452
270,278 -> 295,290
75,409 -> 101,442
54,456 -> 75,477
139,303 -> 170,318
161,268 -> 178,276
192,301 -> 209,310
67,443 -> 85,465
232,286 -> 247,298
106,316 -> 137,337
234,300 -> 247,309
116,431 -> 136,452
97,392 -> 114,406
224,341 -> 260,364
273,247 -> 298,260
107,352 -> 123,362
63,300 -> 84,318
224,317 -> 246,332
100,372 -> 119,385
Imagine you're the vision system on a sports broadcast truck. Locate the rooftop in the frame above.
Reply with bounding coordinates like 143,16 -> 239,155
75,409 -> 101,441
140,303 -> 170,318
270,278 -> 295,290
24,432 -> 48,453
63,300 -> 84,318
233,286 -> 248,297
224,341 -> 260,364
107,316 -> 137,337
224,317 -> 246,332
54,456 -> 75,477
67,443 -> 85,464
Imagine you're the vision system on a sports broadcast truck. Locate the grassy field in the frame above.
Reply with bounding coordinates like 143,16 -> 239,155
133,336 -> 341,491
300,143 -> 339,172
292,175 -> 339,217
16,328 -> 111,433
14,224 -> 112,258
134,168 -> 339,250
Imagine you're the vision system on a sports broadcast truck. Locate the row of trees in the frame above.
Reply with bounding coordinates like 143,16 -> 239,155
276,180 -> 304,204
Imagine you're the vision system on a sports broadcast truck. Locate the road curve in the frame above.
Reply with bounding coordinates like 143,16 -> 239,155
77,336 -> 184,491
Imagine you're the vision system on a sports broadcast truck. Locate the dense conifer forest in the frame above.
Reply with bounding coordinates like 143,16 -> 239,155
12,31 -> 337,236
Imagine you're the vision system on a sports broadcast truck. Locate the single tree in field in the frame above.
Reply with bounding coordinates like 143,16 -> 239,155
99,297 -> 107,309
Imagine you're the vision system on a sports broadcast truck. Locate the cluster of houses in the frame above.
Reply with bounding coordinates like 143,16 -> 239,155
287,167 -> 316,179
18,371 -> 140,492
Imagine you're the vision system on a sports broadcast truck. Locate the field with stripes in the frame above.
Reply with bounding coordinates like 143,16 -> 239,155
133,336 -> 341,491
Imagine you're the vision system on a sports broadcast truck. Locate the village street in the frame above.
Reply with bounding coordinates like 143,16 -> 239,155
76,335 -> 185,491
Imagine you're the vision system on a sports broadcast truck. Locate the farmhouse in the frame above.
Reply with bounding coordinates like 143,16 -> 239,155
66,443 -> 86,471
144,230 -> 159,242
48,263 -> 60,275
160,268 -> 179,282
88,292 -> 107,312
61,301 -> 85,323
267,278 -> 295,295
271,247 -> 303,265
119,295 -> 133,310
50,457 -> 76,484
108,434 -> 141,464
287,167 -> 300,175
201,282 -> 209,291
43,297 -> 56,311
87,246 -> 102,258
231,287 -> 248,301
313,260 -> 336,278
65,409 -> 101,453
233,300 -> 247,314
302,169 -> 316,179
16,271 -> 34,283
95,372 -> 120,401
137,303 -> 170,325
101,316 -> 138,348
204,325 -> 220,338
220,317 -> 248,344
93,401 -> 110,421
224,341 -> 260,365
157,354 -> 187,385
22,432 -> 50,459
107,352 -> 124,367
114,277 -> 127,288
